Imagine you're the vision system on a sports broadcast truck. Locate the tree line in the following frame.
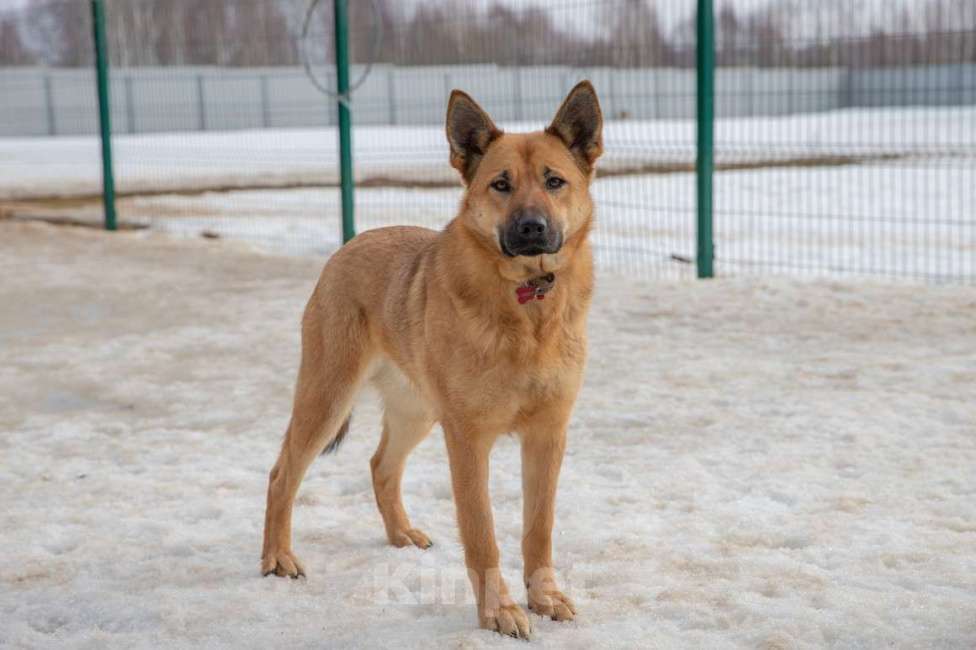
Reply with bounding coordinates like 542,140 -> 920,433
1,0 -> 974,68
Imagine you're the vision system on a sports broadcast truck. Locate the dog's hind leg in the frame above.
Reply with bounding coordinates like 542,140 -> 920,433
370,365 -> 435,549
261,307 -> 372,578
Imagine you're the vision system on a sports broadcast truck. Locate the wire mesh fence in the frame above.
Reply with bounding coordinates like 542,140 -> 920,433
0,0 -> 973,282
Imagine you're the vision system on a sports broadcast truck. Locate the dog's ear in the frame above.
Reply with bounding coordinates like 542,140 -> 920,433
546,80 -> 603,173
446,90 -> 502,184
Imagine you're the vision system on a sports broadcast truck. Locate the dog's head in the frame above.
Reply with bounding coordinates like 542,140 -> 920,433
446,81 -> 603,280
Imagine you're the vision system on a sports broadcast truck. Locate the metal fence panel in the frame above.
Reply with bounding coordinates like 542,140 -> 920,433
0,0 -> 973,283
4,63 -> 976,135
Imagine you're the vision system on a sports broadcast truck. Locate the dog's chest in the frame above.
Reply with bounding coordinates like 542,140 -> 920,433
454,335 -> 584,420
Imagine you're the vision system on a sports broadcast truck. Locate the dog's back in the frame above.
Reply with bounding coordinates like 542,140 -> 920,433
307,225 -> 438,322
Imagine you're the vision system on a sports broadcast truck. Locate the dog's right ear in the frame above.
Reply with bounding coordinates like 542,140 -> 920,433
446,90 -> 502,184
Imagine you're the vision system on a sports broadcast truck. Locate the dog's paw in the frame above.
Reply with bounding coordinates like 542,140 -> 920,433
528,587 -> 576,622
390,528 -> 433,550
261,549 -> 305,578
481,601 -> 532,639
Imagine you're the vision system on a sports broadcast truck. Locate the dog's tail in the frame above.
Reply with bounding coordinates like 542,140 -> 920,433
321,415 -> 351,455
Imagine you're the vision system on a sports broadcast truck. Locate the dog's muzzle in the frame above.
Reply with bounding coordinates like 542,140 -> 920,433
499,209 -> 562,257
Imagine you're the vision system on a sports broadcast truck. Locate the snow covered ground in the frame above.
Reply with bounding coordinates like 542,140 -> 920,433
6,158 -> 973,282
1,106 -> 972,282
0,107 -> 973,200
2,222 -> 975,649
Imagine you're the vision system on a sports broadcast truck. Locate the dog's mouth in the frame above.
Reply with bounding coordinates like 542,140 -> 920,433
499,236 -> 515,257
498,231 -> 563,258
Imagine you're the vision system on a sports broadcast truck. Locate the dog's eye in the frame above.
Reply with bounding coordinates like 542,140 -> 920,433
546,176 -> 566,190
491,179 -> 511,193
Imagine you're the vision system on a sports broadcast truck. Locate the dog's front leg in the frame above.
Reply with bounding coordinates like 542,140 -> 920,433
443,424 -> 532,639
520,418 -> 577,622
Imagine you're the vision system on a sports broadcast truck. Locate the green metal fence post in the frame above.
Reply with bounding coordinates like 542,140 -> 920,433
90,0 -> 117,231
333,0 -> 355,243
695,0 -> 715,278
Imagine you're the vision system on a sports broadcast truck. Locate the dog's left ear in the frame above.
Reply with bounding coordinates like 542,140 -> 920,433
546,80 -> 603,174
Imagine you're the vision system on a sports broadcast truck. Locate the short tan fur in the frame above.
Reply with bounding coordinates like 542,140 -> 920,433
261,81 -> 604,639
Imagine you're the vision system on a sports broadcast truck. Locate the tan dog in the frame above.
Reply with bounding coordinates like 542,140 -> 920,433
261,81 -> 603,639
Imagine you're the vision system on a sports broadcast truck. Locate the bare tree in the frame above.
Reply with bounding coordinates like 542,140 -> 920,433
25,1 -> 93,66
107,0 -> 168,66
0,17 -> 35,65
7,0 -> 976,69
227,0 -> 297,66
717,3 -> 742,66
747,9 -> 786,67
600,0 -> 669,67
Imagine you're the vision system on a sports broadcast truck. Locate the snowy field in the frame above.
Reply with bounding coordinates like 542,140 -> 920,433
4,160 -> 973,282
1,222 -> 975,649
1,106 -> 973,282
0,107 -> 973,200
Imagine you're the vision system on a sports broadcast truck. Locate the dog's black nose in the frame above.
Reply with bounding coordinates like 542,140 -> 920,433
516,213 -> 548,238
502,210 -> 560,257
